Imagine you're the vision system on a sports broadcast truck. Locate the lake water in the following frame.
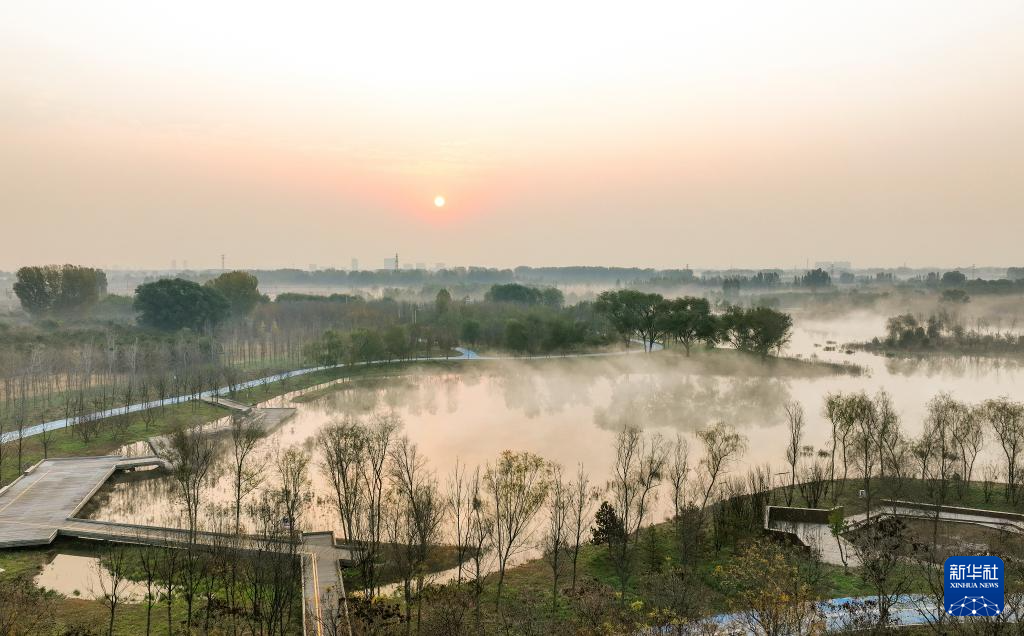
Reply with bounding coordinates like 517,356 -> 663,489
83,310 -> 1024,535
35,552 -> 149,601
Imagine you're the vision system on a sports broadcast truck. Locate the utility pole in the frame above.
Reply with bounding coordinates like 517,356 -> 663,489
221,254 -> 226,271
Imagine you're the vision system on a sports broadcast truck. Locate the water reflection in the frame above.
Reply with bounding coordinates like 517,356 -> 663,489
595,375 -> 791,432
84,315 -> 1024,538
35,553 -> 148,601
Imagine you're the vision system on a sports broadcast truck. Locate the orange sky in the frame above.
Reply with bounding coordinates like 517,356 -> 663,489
1,1 -> 1022,270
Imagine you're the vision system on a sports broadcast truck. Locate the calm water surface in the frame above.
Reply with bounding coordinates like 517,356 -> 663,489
84,311 -> 1024,535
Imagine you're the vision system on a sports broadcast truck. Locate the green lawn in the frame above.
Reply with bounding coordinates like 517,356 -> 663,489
798,476 -> 1023,516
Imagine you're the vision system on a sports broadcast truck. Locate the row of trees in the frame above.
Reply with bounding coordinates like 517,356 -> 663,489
133,272 -> 265,331
13,264 -> 107,316
877,311 -> 1024,353
595,290 -> 793,357
779,390 -> 1024,514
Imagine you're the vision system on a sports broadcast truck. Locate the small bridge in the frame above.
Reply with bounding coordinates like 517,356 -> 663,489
202,395 -> 257,412
0,455 -> 353,635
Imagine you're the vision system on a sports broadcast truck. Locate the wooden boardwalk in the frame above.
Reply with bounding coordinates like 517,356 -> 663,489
0,455 -> 353,636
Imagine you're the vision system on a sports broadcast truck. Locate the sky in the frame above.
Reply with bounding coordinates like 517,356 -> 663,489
1,1 -> 1023,271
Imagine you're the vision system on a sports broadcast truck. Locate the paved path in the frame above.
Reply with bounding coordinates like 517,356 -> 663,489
2,344 -> 659,444
766,518 -> 859,567
769,501 -> 1024,567
0,456 -> 167,547
846,503 -> 1024,534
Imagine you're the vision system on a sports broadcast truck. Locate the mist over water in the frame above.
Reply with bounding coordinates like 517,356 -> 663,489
84,310 -> 1024,535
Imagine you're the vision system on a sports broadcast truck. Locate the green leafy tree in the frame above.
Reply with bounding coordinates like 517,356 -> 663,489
941,270 -> 967,286
659,296 -> 716,355
348,328 -> 385,363
720,306 -> 793,358
504,319 -> 530,353
13,264 -> 106,316
133,278 -> 230,331
305,329 -> 347,365
594,289 -> 665,350
485,283 -> 562,306
205,270 -> 263,315
384,324 -> 410,361
11,266 -> 53,315
435,288 -> 453,314
590,500 -> 625,548
460,319 -> 481,345
800,268 -> 831,289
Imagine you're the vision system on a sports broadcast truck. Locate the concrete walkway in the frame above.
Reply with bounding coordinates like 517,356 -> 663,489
766,518 -> 859,567
0,456 -> 167,547
769,501 -> 1024,568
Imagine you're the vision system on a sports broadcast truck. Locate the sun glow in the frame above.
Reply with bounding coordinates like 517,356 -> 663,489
434,195 -> 446,208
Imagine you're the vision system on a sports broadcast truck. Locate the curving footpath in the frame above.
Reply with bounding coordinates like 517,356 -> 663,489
2,343 -> 660,444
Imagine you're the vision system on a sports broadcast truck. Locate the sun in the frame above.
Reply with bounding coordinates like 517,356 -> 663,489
433,195 -> 446,208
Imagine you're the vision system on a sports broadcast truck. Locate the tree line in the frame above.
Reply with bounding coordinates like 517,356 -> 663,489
595,289 -> 793,357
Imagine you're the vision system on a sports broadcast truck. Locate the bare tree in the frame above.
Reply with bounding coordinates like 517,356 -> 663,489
389,435 -> 446,634
135,543 -> 159,636
484,450 -> 551,615
96,543 -> 132,636
276,445 -> 312,539
38,423 -> 57,460
542,466 -> 570,613
165,423 -> 218,543
845,392 -> 879,516
230,412 -> 267,533
950,402 -> 984,498
164,424 -> 218,634
667,433 -> 690,519
848,519 -> 911,630
982,397 -> 1024,501
567,464 -> 596,591
319,417 -> 366,542
783,401 -> 805,506
447,458 -> 470,583
696,421 -> 748,509
823,393 -> 853,501
611,425 -> 668,539
465,467 -> 492,627
358,413 -> 401,597
798,455 -> 830,508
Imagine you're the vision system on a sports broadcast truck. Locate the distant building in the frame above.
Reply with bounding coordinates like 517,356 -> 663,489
815,261 -> 852,271
350,258 -> 359,271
